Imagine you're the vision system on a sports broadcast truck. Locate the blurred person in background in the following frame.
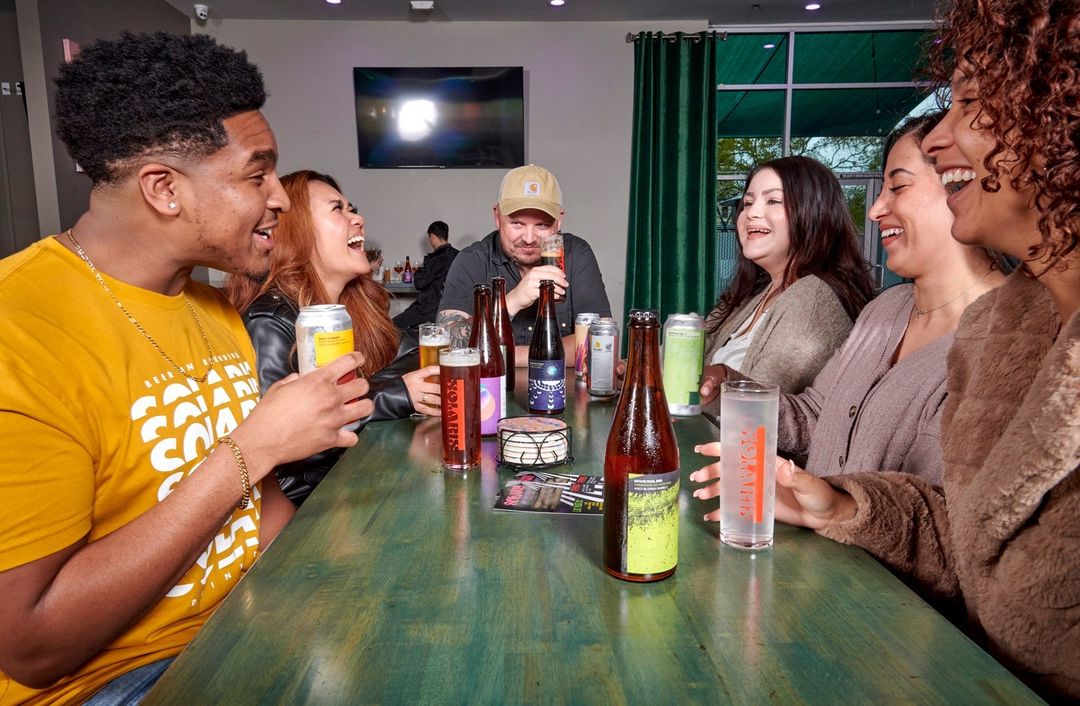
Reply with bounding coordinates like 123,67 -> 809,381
393,220 -> 459,331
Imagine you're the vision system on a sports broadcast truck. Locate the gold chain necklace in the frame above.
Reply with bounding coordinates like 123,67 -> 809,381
912,267 -> 994,319
66,229 -> 215,383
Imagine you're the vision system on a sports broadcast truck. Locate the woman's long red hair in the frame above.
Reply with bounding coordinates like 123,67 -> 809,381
225,170 -> 398,375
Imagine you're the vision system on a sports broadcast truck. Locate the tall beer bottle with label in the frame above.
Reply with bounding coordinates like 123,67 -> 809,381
603,309 -> 679,581
528,280 -> 565,414
468,284 -> 506,435
492,276 -> 516,392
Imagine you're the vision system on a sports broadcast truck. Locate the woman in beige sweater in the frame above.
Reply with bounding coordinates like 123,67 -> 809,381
757,1 -> 1080,699
702,156 -> 875,394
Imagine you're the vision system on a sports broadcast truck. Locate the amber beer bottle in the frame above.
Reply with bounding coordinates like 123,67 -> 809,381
528,280 -> 565,414
468,284 -> 506,436
491,276 -> 516,391
402,256 -> 413,284
603,309 -> 680,581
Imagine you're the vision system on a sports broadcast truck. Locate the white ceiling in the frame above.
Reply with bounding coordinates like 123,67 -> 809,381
165,0 -> 935,26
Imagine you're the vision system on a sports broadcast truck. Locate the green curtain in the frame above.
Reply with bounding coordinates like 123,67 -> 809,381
624,32 -> 718,326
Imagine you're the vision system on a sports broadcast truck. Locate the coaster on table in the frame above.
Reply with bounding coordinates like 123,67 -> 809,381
497,416 -> 572,468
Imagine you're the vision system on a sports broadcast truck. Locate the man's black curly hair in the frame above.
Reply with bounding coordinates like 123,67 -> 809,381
55,32 -> 266,185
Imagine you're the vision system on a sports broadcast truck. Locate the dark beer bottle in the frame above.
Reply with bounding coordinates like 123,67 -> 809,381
492,277 -> 516,392
468,284 -> 506,436
527,280 -> 565,414
603,309 -> 679,582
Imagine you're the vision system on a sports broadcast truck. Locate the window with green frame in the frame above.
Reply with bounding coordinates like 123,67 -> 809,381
715,28 -> 934,294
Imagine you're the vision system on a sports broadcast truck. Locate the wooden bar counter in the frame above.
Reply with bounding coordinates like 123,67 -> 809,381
145,371 -> 1042,705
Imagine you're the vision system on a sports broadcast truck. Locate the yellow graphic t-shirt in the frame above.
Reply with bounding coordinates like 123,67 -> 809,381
0,238 -> 264,705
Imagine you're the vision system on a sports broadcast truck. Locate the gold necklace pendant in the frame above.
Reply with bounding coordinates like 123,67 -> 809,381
911,267 -> 994,321
66,229 -> 215,384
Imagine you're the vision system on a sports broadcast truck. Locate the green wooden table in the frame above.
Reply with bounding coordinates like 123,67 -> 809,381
146,373 -> 1043,705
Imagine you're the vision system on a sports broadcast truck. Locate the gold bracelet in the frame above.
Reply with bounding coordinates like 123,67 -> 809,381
216,436 -> 251,510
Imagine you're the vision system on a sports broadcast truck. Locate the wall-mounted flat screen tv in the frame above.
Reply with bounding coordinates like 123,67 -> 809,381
353,66 -> 525,169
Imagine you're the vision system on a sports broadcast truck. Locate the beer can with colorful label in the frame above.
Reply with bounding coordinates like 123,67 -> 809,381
296,304 -> 354,375
296,304 -> 359,430
574,313 -> 601,379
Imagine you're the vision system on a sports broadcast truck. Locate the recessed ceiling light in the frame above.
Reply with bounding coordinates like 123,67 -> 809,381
805,3 -> 821,9
326,0 -> 341,4
762,43 -> 776,49
550,0 -> 565,6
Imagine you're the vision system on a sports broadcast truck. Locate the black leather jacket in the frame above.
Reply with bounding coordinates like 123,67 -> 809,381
243,290 -> 419,505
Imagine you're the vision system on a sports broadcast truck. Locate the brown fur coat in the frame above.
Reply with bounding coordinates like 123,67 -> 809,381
820,273 -> 1080,701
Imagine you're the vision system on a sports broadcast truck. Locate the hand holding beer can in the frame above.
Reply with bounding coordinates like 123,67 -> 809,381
719,381 -> 779,550
439,347 -> 482,470
296,304 -> 361,431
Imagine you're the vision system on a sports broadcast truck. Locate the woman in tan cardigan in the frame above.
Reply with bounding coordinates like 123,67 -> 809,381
748,0 -> 1080,699
701,156 -> 875,394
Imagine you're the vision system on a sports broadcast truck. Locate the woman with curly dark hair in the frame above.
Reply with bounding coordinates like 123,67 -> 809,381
749,1 -> 1080,699
698,156 -> 875,395
226,170 -> 440,505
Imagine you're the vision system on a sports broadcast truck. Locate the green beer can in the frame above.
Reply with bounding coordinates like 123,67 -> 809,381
661,313 -> 705,416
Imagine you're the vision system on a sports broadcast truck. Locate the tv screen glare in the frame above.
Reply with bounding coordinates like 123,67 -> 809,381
353,66 -> 525,169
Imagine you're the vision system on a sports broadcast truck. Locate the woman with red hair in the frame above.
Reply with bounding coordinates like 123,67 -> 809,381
226,170 -> 439,505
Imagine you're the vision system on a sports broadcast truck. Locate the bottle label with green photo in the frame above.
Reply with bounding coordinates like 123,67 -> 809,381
626,469 -> 680,574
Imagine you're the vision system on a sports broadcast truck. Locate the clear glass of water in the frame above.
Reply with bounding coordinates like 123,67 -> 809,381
719,380 -> 779,550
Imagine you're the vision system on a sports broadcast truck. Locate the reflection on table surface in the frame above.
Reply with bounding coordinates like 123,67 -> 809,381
145,371 -> 1042,705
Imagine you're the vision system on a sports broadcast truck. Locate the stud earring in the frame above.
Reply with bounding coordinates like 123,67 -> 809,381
168,202 -> 177,210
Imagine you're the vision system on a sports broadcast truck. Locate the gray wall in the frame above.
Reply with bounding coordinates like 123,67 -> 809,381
15,0 -> 189,235
200,18 -> 704,321
0,0 -> 39,257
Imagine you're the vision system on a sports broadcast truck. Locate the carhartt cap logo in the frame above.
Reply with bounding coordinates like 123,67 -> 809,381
524,181 -> 541,195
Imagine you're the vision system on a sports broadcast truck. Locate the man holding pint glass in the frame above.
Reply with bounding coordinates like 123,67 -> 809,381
437,164 -> 612,367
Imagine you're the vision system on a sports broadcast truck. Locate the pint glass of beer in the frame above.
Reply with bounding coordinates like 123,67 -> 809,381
719,381 -> 779,549
439,347 -> 482,470
419,323 -> 450,384
540,232 -> 565,303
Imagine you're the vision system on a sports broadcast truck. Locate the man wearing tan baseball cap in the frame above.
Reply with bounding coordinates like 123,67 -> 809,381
438,164 -> 611,366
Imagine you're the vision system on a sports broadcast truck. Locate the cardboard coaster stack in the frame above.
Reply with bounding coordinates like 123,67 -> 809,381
496,416 -> 572,468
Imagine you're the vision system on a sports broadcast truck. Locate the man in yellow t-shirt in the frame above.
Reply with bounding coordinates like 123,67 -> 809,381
0,33 -> 372,705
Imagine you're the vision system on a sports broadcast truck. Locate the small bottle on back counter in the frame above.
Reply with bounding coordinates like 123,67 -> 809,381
527,280 -> 565,414
403,256 -> 413,284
